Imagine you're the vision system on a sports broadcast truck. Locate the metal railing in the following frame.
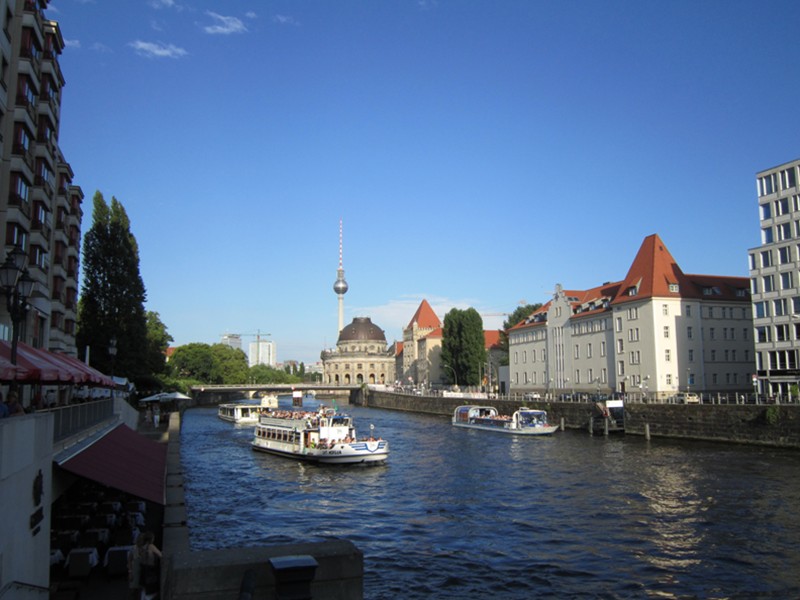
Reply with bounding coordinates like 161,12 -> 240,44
45,398 -> 115,441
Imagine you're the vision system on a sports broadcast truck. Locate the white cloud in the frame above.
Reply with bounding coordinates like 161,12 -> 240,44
272,14 -> 299,26
203,12 -> 247,35
149,0 -> 179,9
245,12 -> 257,20
129,40 -> 187,59
90,42 -> 112,53
64,39 -> 80,49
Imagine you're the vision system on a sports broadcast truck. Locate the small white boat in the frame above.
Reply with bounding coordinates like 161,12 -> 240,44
251,406 -> 388,464
218,395 -> 278,424
452,405 -> 559,435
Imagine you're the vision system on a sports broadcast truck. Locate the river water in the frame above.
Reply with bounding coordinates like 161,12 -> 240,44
180,398 -> 800,599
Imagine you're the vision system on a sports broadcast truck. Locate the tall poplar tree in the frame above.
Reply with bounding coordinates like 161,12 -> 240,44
76,191 -> 149,381
440,307 -> 486,386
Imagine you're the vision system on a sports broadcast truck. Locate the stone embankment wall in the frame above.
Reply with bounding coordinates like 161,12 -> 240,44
354,389 -> 800,449
162,412 -> 364,600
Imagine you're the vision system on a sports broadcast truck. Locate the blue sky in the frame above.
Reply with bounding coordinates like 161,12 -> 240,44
49,0 -> 800,365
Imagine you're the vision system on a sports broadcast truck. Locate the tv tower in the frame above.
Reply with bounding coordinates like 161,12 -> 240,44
333,219 -> 349,333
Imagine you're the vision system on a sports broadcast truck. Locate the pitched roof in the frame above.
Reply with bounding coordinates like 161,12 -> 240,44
484,330 -> 502,349
612,233 -> 695,305
406,299 -> 441,329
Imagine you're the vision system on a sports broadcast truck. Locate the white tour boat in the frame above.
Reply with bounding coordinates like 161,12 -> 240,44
251,406 -> 388,464
218,395 -> 278,424
452,405 -> 559,435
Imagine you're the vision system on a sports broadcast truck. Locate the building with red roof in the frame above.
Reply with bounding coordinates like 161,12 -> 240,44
508,234 -> 754,400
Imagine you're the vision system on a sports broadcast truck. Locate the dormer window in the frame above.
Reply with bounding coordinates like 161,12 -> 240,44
669,283 -> 679,293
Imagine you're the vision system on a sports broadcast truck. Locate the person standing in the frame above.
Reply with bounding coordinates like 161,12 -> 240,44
0,392 -> 9,419
5,391 -> 23,416
128,531 -> 162,599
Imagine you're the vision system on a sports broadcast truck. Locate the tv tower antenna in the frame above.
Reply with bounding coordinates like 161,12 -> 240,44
333,219 -> 349,333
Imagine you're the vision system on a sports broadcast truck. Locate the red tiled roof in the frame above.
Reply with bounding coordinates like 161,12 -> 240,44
484,330 -> 502,349
407,299 -> 441,329
424,327 -> 443,339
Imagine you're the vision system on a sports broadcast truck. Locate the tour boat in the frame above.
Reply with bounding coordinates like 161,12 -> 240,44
218,395 -> 278,424
452,405 -> 559,435
251,406 -> 389,464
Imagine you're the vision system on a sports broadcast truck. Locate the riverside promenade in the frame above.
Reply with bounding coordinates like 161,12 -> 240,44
354,387 -> 800,448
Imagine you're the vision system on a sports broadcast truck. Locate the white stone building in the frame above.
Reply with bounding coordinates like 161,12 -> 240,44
509,234 -> 754,400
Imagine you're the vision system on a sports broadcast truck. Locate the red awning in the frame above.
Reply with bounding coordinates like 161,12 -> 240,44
56,424 -> 167,505
0,341 -> 114,385
0,341 -> 67,381
0,353 -> 34,381
54,352 -> 115,386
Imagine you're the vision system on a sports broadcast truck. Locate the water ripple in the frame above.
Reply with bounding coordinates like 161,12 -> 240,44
181,402 -> 800,599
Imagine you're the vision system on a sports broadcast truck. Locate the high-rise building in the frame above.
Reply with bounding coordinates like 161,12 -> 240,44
220,333 -> 242,351
749,158 -> 800,399
0,1 -> 83,355
248,338 -> 275,368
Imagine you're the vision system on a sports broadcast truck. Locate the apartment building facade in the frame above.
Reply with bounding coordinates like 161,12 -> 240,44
509,235 -> 754,400
749,158 -> 800,399
1,0 -> 82,355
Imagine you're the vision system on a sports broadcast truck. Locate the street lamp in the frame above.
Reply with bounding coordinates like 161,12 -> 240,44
108,337 -> 117,377
0,246 -> 36,365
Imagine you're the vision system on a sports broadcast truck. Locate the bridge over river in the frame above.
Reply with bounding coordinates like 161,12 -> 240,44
188,383 -> 359,405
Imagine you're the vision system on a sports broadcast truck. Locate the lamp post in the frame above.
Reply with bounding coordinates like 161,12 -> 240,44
108,337 -> 117,377
0,246 -> 36,366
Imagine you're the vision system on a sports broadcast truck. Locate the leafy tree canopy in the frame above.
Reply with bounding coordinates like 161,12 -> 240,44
77,191 -> 149,382
440,307 -> 486,387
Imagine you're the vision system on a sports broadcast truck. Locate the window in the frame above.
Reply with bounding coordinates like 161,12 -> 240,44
617,361 -> 625,376
665,349 -> 671,362
782,272 -> 793,289
776,324 -> 789,341
522,350 -> 527,364
615,317 -> 622,332
687,326 -> 693,339
776,196 -> 790,215
686,305 -> 692,317
574,345 -> 579,359
663,326 -> 670,338
662,304 -> 669,316
779,246 -> 792,264
752,278 -> 759,294
688,349 -> 694,362
760,202 -> 772,219
755,302 -> 768,318
617,339 -> 624,353
780,167 -> 796,190
763,228 -> 774,244
666,374 -> 672,385
757,326 -> 771,343
586,343 -> 592,358
669,283 -> 679,293
774,298 -> 787,316
709,327 -> 715,340
758,173 -> 776,196
600,341 -> 606,357
763,275 -> 775,293
778,222 -> 792,241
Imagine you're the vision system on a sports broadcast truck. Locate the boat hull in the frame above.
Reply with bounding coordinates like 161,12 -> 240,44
453,422 -> 559,435
251,439 -> 389,464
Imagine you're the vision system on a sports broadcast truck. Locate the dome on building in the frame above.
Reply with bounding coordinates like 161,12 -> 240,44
338,317 -> 386,343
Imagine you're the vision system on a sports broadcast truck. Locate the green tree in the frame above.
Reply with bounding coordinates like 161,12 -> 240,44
210,344 -> 249,384
250,364 -> 302,384
169,343 -> 215,381
498,303 -> 542,365
441,307 -> 486,386
76,192 -> 149,381
145,311 -> 172,375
